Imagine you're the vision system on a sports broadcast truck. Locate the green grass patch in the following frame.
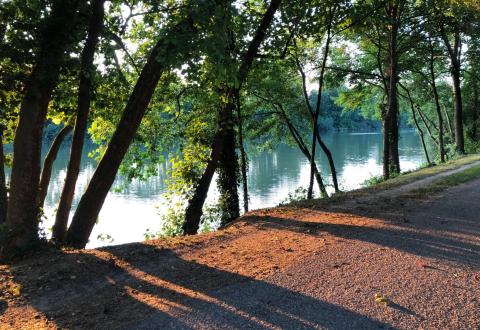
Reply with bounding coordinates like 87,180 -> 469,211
366,154 -> 480,192
282,154 -> 480,209
405,164 -> 480,198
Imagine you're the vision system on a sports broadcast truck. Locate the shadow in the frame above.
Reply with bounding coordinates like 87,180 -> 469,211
387,301 -> 420,318
0,299 -> 6,315
6,246 -> 390,329
6,180 -> 478,328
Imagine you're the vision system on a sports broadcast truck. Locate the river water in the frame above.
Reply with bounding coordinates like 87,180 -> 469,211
38,130 -> 427,247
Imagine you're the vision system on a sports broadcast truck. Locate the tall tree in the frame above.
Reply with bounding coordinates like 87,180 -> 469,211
183,0 -> 283,235
1,0 -> 80,258
64,1 -> 219,248
53,0 -> 106,243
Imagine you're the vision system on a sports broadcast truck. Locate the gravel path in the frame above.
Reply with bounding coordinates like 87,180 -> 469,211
130,178 -> 480,329
2,168 -> 479,330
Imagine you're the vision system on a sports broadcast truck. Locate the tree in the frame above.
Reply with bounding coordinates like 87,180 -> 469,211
64,0 -> 224,248
53,0 -> 106,243
1,0 -> 81,258
183,0 -> 283,235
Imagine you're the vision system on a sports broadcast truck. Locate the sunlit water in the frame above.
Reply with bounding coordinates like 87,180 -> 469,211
35,130 -> 426,248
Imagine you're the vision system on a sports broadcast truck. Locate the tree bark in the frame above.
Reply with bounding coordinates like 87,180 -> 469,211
403,87 -> 431,165
428,41 -> 445,162
451,63 -> 465,153
64,10 -> 206,248
37,125 -> 72,209
276,104 -> 328,196
443,105 -> 454,137
2,0 -> 79,258
53,0 -> 105,243
294,47 -> 338,195
416,105 -> 439,146
183,0 -> 282,235
384,3 -> 401,178
217,0 -> 282,226
470,78 -> 479,140
441,25 -> 464,154
382,102 -> 390,179
182,131 -> 224,235
308,9 -> 334,199
235,91 -> 249,213
0,131 -> 7,224
216,94 -> 240,225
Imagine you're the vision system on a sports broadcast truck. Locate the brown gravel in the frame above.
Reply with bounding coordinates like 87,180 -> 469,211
1,177 -> 479,329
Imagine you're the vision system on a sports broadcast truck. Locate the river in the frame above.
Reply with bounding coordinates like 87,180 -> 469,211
37,130 -> 427,247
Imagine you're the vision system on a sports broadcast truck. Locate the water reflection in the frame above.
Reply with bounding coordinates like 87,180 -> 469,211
35,130 -> 425,248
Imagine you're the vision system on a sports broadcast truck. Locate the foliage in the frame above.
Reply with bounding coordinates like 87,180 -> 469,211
279,187 -> 311,205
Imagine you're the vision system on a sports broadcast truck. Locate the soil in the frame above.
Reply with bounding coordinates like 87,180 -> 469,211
1,167 -> 479,329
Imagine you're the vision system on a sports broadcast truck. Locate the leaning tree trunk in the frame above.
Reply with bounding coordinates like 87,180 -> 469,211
1,0 -> 79,259
403,86 -> 431,165
64,8 -> 210,248
308,10 -> 334,199
443,105 -> 454,138
0,131 -> 7,224
295,49 -> 338,195
37,125 -> 72,208
277,104 -> 328,197
53,0 -> 105,243
183,131 -> 224,235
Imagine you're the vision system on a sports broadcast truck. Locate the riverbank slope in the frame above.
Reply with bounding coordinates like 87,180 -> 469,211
1,155 -> 480,329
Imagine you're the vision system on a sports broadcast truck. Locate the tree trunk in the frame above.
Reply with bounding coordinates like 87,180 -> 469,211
182,132 -> 223,235
277,104 -> 328,197
308,16 -> 334,199
443,105 -> 454,138
295,43 -> 338,195
2,0 -> 79,258
383,106 -> 391,179
64,11 -> 207,248
183,0 -> 282,234
429,44 -> 445,162
385,4 -> 400,177
403,87 -> 431,165
216,0 -> 282,225
235,91 -> 249,213
317,137 -> 339,193
470,79 -> 479,140
216,95 -> 240,226
441,26 -> 464,154
451,63 -> 465,153
0,131 -> 7,224
416,105 -> 439,146
53,0 -> 105,243
37,125 -> 72,209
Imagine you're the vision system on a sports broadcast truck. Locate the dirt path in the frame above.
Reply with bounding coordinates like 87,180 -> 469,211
1,167 -> 479,329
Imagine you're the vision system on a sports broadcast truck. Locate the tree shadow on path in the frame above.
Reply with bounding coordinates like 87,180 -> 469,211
5,245 -> 390,329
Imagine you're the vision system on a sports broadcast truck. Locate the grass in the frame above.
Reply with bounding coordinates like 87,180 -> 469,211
366,154 -> 480,192
405,164 -> 480,199
285,153 -> 480,209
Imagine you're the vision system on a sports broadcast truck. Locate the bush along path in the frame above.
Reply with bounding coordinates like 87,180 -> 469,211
1,161 -> 480,329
